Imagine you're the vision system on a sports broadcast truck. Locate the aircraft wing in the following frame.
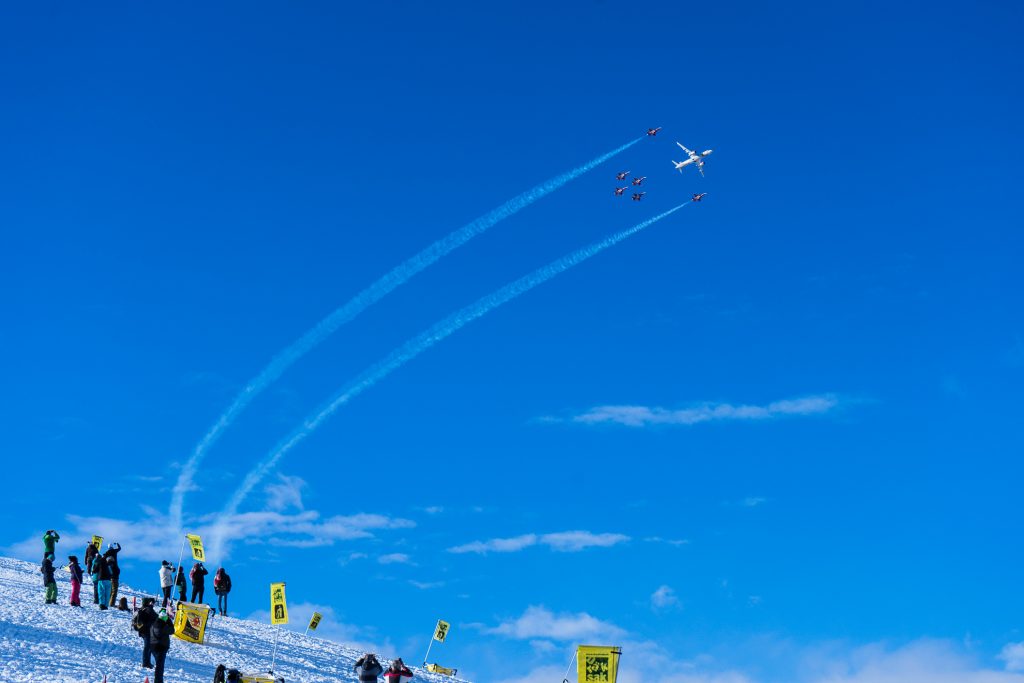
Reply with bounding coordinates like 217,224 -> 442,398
676,142 -> 694,156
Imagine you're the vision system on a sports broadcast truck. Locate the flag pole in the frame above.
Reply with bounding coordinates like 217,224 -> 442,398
561,647 -> 579,683
174,534 -> 187,602
270,624 -> 281,673
422,623 -> 435,666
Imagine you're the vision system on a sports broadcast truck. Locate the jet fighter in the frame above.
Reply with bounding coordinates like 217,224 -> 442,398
615,171 -> 630,181
647,127 -> 662,136
614,187 -> 628,196
632,176 -> 646,186
692,193 -> 707,202
672,142 -> 713,177
632,192 -> 646,201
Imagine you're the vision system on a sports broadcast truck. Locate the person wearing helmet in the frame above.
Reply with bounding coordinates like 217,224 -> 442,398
150,608 -> 174,683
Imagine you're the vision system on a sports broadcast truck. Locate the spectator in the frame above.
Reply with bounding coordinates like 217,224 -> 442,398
103,542 -> 121,606
42,530 -> 60,561
40,556 -> 58,604
175,565 -> 187,602
91,549 -> 111,610
190,561 -> 208,603
67,555 -> 83,607
132,597 -> 157,670
150,608 -> 174,683
213,567 -> 232,616
158,561 -> 174,607
84,540 -> 99,604
384,658 -> 414,683
355,654 -> 384,682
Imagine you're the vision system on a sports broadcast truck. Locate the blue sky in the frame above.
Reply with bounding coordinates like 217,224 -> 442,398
1,2 -> 1022,681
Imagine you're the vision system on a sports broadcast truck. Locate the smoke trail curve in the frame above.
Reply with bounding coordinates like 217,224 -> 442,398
208,201 -> 688,557
169,136 -> 643,534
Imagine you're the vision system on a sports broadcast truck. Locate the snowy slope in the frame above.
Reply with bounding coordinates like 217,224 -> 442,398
0,558 -> 469,683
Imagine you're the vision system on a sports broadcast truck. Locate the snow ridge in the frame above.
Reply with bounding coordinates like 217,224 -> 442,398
0,557 -> 469,683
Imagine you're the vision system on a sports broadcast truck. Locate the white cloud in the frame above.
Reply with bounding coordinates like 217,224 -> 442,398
645,536 -> 691,546
5,505 -> 415,564
423,506 -> 445,515
245,601 -> 394,654
264,474 -> 307,512
486,605 -> 626,642
378,553 -> 411,565
651,585 -> 680,610
570,394 -> 839,427
409,580 -> 444,590
1000,642 -> 1024,672
448,530 -> 629,555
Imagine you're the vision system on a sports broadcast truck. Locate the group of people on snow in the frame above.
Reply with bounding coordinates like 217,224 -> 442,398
36,530 -> 421,683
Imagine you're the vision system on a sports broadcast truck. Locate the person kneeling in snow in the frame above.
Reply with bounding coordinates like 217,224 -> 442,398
384,658 -> 414,682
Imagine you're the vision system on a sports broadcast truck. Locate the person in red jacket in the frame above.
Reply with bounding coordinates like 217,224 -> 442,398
383,658 -> 413,683
213,567 -> 232,616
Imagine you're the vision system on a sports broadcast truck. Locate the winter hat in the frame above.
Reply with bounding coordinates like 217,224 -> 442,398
162,560 -> 170,566
68,555 -> 78,562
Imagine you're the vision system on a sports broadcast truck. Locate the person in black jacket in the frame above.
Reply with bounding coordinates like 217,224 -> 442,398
91,551 -> 112,610
175,566 -> 187,602
150,608 -> 174,683
84,541 -> 99,604
355,654 -> 383,682
40,556 -> 58,604
133,598 -> 157,669
190,561 -> 208,603
103,542 -> 121,606
213,567 -> 232,616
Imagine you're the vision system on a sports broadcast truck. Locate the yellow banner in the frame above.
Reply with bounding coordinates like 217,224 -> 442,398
577,646 -> 621,683
270,582 -> 288,625
186,533 -> 206,562
173,602 -> 211,644
240,675 -> 278,683
433,619 -> 451,642
425,663 -> 457,676
308,611 -> 322,631
91,535 -> 103,550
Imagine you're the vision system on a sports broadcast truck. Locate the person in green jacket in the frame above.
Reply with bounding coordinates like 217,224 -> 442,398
42,530 -> 60,561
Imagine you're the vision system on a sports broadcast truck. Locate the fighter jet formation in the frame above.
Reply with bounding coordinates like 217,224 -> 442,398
613,128 -> 713,203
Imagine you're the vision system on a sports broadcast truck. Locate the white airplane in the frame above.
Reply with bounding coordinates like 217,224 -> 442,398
672,142 -> 713,176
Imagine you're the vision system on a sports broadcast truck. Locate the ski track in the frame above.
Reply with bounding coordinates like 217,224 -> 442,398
0,558 -> 469,683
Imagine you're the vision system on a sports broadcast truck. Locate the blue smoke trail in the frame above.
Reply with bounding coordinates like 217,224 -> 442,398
208,202 -> 688,557
170,136 -> 643,533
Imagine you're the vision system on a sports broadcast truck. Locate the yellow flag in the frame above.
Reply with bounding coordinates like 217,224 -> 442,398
577,645 -> 621,683
433,619 -> 451,642
308,611 -> 322,632
270,582 -> 288,625
425,663 -> 457,676
186,534 -> 206,562
91,535 -> 103,550
173,602 -> 211,644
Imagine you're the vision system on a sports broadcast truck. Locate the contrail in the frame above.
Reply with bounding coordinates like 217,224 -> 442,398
169,136 -> 643,534
208,202 -> 689,557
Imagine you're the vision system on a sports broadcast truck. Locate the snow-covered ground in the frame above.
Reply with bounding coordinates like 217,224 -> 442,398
0,557 -> 469,683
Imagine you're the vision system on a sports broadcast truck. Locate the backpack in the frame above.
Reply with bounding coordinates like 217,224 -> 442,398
131,610 -> 145,633
226,669 -> 242,682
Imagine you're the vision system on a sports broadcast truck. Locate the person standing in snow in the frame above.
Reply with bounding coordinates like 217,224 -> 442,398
91,549 -> 112,609
42,529 -> 60,561
158,561 -> 174,606
355,654 -> 384,682
67,555 -> 83,607
213,567 -> 231,616
103,542 -> 121,606
175,565 -> 187,602
190,561 -> 208,603
40,556 -> 58,604
150,608 -> 174,683
84,540 -> 99,604
133,597 -> 157,670
384,658 -> 414,683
